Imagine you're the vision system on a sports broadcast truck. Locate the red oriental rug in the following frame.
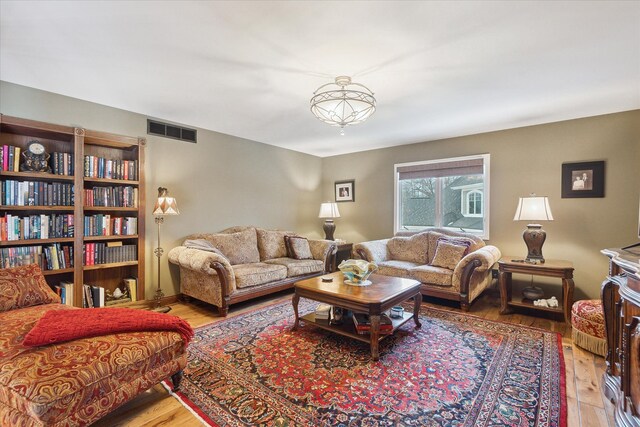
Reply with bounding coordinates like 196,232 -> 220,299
164,299 -> 566,427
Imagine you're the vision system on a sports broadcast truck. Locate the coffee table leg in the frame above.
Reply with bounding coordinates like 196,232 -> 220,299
292,293 -> 300,330
370,314 -> 380,361
413,292 -> 422,328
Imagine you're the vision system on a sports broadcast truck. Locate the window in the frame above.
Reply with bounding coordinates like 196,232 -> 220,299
394,154 -> 490,239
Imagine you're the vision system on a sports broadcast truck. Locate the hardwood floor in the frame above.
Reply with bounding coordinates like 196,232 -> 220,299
92,289 -> 614,427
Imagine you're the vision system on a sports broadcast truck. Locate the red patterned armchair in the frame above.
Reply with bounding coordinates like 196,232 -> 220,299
0,265 -> 188,427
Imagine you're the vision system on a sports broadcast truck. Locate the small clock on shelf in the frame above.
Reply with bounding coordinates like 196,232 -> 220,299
20,140 -> 51,173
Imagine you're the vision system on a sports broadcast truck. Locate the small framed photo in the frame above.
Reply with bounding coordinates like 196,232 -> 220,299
561,161 -> 605,198
335,180 -> 355,202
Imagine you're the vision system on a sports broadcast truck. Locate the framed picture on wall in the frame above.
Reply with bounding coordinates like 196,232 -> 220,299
561,161 -> 605,198
335,180 -> 355,202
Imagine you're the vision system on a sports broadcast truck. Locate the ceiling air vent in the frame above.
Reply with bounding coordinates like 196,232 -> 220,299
147,119 -> 197,143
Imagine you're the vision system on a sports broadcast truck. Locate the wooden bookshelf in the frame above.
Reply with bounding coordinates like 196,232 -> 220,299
0,114 -> 145,307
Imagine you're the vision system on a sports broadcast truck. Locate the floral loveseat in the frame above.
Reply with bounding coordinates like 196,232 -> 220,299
0,265 -> 188,427
355,228 -> 501,311
168,226 -> 337,316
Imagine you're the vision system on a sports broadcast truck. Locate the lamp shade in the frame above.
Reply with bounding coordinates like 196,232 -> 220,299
153,187 -> 180,216
318,202 -> 341,219
513,196 -> 553,222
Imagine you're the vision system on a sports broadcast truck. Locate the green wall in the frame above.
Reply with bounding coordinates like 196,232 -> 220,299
0,81 -> 324,299
322,110 -> 640,299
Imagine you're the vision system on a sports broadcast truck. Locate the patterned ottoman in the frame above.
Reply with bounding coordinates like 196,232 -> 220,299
571,299 -> 606,356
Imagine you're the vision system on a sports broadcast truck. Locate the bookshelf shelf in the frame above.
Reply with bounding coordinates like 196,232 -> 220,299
83,206 -> 138,212
0,171 -> 74,182
43,268 -> 74,276
83,260 -> 138,271
1,114 -> 145,307
0,237 -> 74,247
0,206 -> 74,211
84,235 -> 138,242
84,177 -> 139,186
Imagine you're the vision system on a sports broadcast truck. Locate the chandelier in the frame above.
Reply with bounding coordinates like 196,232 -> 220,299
310,76 -> 376,135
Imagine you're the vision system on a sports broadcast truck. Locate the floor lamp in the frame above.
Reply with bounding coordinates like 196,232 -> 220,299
153,187 -> 179,312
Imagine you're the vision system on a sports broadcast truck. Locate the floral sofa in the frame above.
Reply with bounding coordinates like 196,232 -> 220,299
168,226 -> 337,316
355,228 -> 501,311
0,265 -> 188,427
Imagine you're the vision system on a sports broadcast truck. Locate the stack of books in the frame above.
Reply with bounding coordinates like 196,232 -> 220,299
352,313 -> 394,335
315,304 -> 331,321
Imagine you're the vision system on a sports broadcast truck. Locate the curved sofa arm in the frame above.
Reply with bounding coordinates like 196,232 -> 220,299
354,239 -> 390,264
308,239 -> 338,272
168,246 -> 237,294
453,245 -> 502,300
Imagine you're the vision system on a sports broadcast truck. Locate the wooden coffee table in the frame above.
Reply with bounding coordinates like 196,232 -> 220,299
292,272 -> 422,361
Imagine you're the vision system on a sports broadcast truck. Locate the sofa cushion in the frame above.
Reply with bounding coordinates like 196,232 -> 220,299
387,233 -> 430,264
409,265 -> 453,287
233,263 -> 287,288
257,229 -> 294,261
265,258 -> 323,277
285,236 -> 313,260
0,265 -> 60,312
430,240 -> 468,270
192,228 -> 260,265
377,260 -> 421,278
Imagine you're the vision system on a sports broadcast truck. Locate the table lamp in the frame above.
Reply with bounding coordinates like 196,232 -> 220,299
318,202 -> 340,240
153,187 -> 180,311
513,195 -> 553,263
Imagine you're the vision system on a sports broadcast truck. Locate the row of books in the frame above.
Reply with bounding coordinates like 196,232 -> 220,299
1,145 -> 21,172
55,281 -> 75,306
84,215 -> 137,237
51,152 -> 74,176
0,214 -> 74,241
83,186 -> 138,208
43,243 -> 74,270
1,180 -> 74,206
84,156 -> 138,181
54,278 -> 138,307
0,243 -> 73,270
83,242 -> 136,265
1,145 -> 75,175
313,304 -> 395,335
352,313 -> 394,335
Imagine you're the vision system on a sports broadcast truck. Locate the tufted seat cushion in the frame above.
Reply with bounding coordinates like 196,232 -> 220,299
571,299 -> 606,356
264,258 -> 323,277
409,265 -> 453,287
377,260 -> 420,278
233,263 -> 288,288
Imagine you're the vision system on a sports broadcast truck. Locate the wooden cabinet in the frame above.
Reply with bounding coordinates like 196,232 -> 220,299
0,115 -> 145,307
601,247 -> 640,427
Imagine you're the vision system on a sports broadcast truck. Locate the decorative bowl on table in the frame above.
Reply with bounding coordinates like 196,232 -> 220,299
338,259 -> 378,286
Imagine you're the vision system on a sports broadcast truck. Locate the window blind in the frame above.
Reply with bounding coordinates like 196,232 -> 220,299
397,158 -> 484,180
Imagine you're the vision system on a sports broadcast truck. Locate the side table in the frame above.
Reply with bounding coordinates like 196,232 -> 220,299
498,257 -> 574,323
332,243 -> 353,272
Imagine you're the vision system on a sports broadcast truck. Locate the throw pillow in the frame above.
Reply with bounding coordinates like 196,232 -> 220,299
256,229 -> 293,260
436,236 -> 472,256
430,241 -> 468,270
387,233 -> 430,264
190,228 -> 260,265
0,265 -> 61,312
285,236 -> 313,260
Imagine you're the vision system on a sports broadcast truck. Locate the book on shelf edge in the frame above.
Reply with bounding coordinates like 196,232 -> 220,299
352,313 -> 393,334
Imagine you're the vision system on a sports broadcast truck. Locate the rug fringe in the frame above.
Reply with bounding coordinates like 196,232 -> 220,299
572,328 -> 607,357
161,380 -> 214,427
